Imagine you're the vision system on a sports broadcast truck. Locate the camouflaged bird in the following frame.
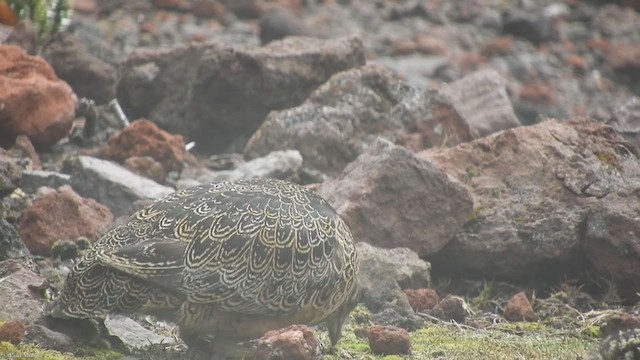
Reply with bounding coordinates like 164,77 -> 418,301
48,178 -> 359,355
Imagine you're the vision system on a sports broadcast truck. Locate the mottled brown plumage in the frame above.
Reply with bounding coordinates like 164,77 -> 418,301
49,178 -> 359,355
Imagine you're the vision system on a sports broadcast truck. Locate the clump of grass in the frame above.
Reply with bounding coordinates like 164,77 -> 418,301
5,0 -> 71,44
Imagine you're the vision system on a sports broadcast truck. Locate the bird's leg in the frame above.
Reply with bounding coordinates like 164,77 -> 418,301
211,336 -> 256,359
180,328 -> 213,356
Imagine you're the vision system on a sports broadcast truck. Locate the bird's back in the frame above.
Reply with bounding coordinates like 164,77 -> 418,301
50,178 -> 358,330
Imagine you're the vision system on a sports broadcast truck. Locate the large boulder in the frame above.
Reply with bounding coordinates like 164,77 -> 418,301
245,64 -> 429,176
420,119 -> 640,282
318,138 -> 473,255
0,45 -> 77,149
117,36 -> 365,153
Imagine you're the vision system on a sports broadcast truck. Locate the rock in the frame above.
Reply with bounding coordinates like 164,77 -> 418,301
192,0 -> 226,19
9,135 -> 41,170
3,20 -> 36,54
421,119 -> 640,280
65,156 -> 175,217
503,292 -> 536,322
245,64 -> 425,175
0,218 -> 31,264
584,190 -> 640,289
152,0 -> 191,11
480,35 -> 513,57
355,242 -> 431,312
123,156 -> 167,184
117,36 -> 365,153
601,314 -> 640,337
72,0 -> 99,13
259,6 -> 314,45
0,45 -> 77,149
404,289 -> 439,312
42,32 -> 117,105
0,260 -> 47,325
253,325 -> 320,360
216,0 -> 262,18
593,327 -> 640,360
518,82 -> 556,106
405,69 -> 520,150
103,316 -> 175,351
607,98 -> 640,145
24,324 -> 75,353
19,170 -> 71,194
606,43 -> 640,77
0,149 -> 21,198
366,325 -> 411,356
370,306 -> 425,332
428,295 -> 467,323
0,320 -> 26,345
17,185 -> 113,256
318,138 -> 473,256
106,119 -> 189,173
178,150 -> 302,187
501,8 -> 558,45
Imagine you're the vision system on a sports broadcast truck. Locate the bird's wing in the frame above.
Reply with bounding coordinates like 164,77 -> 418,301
95,239 -> 187,291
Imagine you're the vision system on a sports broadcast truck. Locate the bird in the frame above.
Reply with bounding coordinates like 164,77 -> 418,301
47,177 -> 360,357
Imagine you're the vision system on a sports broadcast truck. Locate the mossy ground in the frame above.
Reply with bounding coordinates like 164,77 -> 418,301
0,341 -> 122,360
329,317 -> 599,360
0,281 -> 618,359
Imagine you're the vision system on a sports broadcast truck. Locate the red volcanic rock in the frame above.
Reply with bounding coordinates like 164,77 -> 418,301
519,82 -> 557,105
366,325 -> 411,356
0,320 -> 26,345
18,185 -> 113,256
0,45 -> 77,149
254,325 -> 320,360
404,288 -> 439,312
123,156 -> 167,184
606,43 -> 640,72
429,295 -> 467,323
106,119 -> 189,174
504,292 -> 537,322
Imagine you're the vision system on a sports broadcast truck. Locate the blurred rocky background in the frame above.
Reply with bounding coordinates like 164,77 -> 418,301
1,0 -> 640,359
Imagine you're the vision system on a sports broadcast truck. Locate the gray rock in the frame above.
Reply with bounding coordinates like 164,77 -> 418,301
178,150 -> 303,188
42,32 -> 117,105
373,55 -> 448,89
103,316 -> 175,351
0,219 -> 32,264
117,36 -> 365,153
370,306 -> 424,332
355,242 -> 428,331
259,6 -> 314,45
607,97 -> 640,146
438,69 -> 520,139
24,324 -> 75,353
245,64 -> 427,175
20,170 -> 71,193
502,8 -> 558,45
4,20 -> 37,55
0,260 -> 46,325
409,69 -> 521,149
356,242 -> 431,312
318,138 -> 473,256
66,156 -> 174,217
584,189 -> 640,289
0,151 -> 21,198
